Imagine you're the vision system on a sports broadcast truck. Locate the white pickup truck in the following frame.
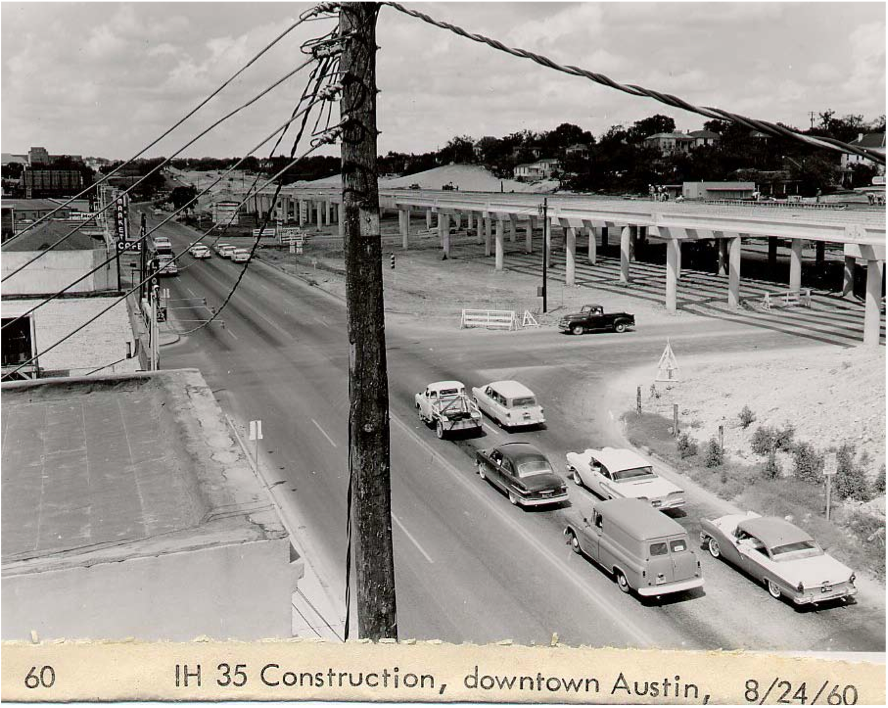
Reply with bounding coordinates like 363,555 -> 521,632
415,380 -> 482,439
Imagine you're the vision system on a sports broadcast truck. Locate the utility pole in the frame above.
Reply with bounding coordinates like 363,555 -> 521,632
538,198 -> 548,313
139,212 -> 148,300
339,1 -> 397,641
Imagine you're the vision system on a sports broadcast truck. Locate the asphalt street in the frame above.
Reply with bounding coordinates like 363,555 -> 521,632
148,212 -> 885,652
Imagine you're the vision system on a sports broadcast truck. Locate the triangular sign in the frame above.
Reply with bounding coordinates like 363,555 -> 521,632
655,339 -> 680,382
522,310 -> 539,328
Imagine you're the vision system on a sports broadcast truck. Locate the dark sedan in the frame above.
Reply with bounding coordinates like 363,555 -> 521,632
476,442 -> 569,508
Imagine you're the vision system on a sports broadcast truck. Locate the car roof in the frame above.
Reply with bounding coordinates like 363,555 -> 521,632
588,447 -> 651,472
737,517 -> 813,548
496,441 -> 546,462
597,498 -> 685,538
487,380 -> 534,398
429,380 -> 464,391
582,303 -> 603,308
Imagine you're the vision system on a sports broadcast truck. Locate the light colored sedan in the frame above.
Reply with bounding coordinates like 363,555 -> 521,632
219,245 -> 237,259
231,248 -> 251,263
471,380 -> 545,429
565,447 -> 685,509
189,245 -> 211,259
700,512 -> 857,605
214,242 -> 232,256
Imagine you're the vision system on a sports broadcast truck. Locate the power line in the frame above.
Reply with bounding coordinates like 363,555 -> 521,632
4,12 -> 320,245
2,55 -> 318,282
383,2 -> 885,165
1,88 -> 333,335
0,131 -> 342,382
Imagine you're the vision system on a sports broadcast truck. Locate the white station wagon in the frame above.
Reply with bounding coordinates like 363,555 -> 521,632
565,447 -> 685,510
471,380 -> 545,430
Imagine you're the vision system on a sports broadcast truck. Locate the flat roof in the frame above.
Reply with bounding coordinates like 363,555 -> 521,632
1,220 -> 104,251
2,370 -> 288,576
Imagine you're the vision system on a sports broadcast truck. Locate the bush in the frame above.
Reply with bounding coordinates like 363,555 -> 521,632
750,426 -> 776,456
677,433 -> 698,459
762,449 -> 781,479
874,464 -> 886,496
792,442 -> 824,484
738,405 -> 757,429
834,444 -> 871,502
774,422 -> 796,452
704,437 -> 724,468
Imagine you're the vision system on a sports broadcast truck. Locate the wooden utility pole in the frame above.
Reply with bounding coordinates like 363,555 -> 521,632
339,2 -> 398,641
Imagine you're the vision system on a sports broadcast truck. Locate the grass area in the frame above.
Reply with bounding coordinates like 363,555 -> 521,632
626,411 -> 886,580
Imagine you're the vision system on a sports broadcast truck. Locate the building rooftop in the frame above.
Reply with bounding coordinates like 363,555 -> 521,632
2,198 -> 67,211
2,369 -> 288,576
688,129 -> 720,139
850,132 -> 886,150
1,220 -> 104,251
645,132 -> 693,141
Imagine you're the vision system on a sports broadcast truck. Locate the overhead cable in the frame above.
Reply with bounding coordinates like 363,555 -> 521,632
383,2 -> 885,165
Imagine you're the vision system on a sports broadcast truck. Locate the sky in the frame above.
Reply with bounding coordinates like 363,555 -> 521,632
1,2 -> 885,160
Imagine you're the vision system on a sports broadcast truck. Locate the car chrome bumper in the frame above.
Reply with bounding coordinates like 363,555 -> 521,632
793,585 -> 857,605
518,491 -> 569,507
650,497 -> 685,510
638,576 -> 704,596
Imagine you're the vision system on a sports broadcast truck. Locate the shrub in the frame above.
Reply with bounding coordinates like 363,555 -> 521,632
704,437 -> 724,468
833,444 -> 871,502
774,422 -> 796,452
677,433 -> 698,459
792,442 -> 824,484
874,464 -> 886,496
750,426 -> 776,456
738,405 -> 757,429
762,449 -> 781,479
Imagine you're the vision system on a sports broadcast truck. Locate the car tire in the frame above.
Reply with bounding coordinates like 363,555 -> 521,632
571,469 -> 583,486
708,538 -> 721,559
614,322 -> 627,333
508,491 -> 519,506
615,570 -> 630,593
478,463 -> 487,480
767,579 -> 782,600
567,530 -> 581,554
435,421 -> 445,439
571,324 -> 585,336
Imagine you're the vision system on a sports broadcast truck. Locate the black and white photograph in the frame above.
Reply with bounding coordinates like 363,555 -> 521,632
1,1 -> 885,696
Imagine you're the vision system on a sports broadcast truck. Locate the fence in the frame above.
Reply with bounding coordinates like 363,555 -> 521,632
762,288 -> 812,310
252,227 -> 277,238
460,309 -> 519,330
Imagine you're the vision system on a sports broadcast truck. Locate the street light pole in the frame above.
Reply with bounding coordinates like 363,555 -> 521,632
538,198 -> 548,313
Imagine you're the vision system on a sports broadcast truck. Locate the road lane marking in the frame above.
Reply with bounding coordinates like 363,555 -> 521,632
227,329 -> 238,340
390,414 -> 654,648
311,418 -> 338,448
483,422 -> 501,435
314,316 -> 330,329
392,513 -> 434,564
186,287 -> 197,297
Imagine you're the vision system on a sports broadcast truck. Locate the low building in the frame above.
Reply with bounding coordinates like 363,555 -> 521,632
2,369 -> 303,640
687,129 -> 720,149
565,143 -> 590,157
513,158 -> 561,181
644,132 -> 694,155
1,198 -> 69,225
682,181 -> 757,201
842,132 -> 886,176
212,199 -> 240,226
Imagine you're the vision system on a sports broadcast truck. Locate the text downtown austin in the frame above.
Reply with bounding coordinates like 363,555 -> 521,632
258,664 -> 705,699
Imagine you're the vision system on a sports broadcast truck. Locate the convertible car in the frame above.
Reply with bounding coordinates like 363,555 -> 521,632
565,447 -> 685,509
700,512 -> 857,605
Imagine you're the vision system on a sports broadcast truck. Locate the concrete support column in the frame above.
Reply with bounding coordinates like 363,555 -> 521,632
466,211 -> 473,234
815,241 -> 826,268
454,213 -> 462,230
728,237 -> 742,310
399,209 -> 409,250
717,239 -> 728,276
565,226 -> 576,286
509,215 -> 517,243
440,213 -> 451,257
620,226 -> 631,283
863,259 -> 884,347
586,224 -> 597,265
768,238 -> 778,270
325,200 -> 332,226
789,239 -> 804,292
484,216 -> 492,257
495,219 -> 505,270
475,213 -> 483,245
666,239 -> 680,313
525,217 -> 534,254
629,225 -> 637,261
315,201 -> 322,227
298,200 -> 305,227
426,209 -> 432,230
843,256 -> 856,298
337,203 -> 345,238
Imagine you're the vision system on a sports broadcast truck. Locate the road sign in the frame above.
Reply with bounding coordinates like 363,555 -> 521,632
823,452 -> 838,476
655,339 -> 680,382
249,419 -> 264,441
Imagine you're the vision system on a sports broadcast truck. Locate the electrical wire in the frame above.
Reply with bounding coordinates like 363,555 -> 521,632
1,89 -> 332,335
2,56 -> 318,284
0,134 -> 340,382
4,14 -> 316,245
383,1 -> 886,165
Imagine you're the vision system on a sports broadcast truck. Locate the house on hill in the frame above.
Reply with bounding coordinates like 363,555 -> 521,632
514,158 -> 561,181
842,132 -> 886,175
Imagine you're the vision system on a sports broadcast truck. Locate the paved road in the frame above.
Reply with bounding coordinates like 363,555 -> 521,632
146,212 -> 885,652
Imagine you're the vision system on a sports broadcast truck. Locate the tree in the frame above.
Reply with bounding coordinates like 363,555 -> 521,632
2,162 -> 23,180
170,185 -> 198,211
627,114 -> 676,143
440,135 -> 475,165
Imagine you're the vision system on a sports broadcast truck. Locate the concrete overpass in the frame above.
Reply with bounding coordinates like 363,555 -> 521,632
244,187 -> 886,346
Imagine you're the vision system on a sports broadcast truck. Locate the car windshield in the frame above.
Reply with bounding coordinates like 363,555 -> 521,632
511,396 -> 536,408
769,540 -> 823,560
516,458 -> 553,478
613,465 -> 655,481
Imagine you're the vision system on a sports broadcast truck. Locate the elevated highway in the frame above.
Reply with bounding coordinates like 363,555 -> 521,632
242,187 -> 886,345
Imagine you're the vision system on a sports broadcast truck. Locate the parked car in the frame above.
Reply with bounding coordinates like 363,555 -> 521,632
476,442 -> 568,508
564,498 -> 703,597
471,380 -> 545,429
219,245 -> 237,259
700,512 -> 857,605
565,447 -> 685,510
558,304 -> 635,335
214,242 -> 232,256
189,245 -> 211,259
415,381 -> 482,439
231,248 -> 251,263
